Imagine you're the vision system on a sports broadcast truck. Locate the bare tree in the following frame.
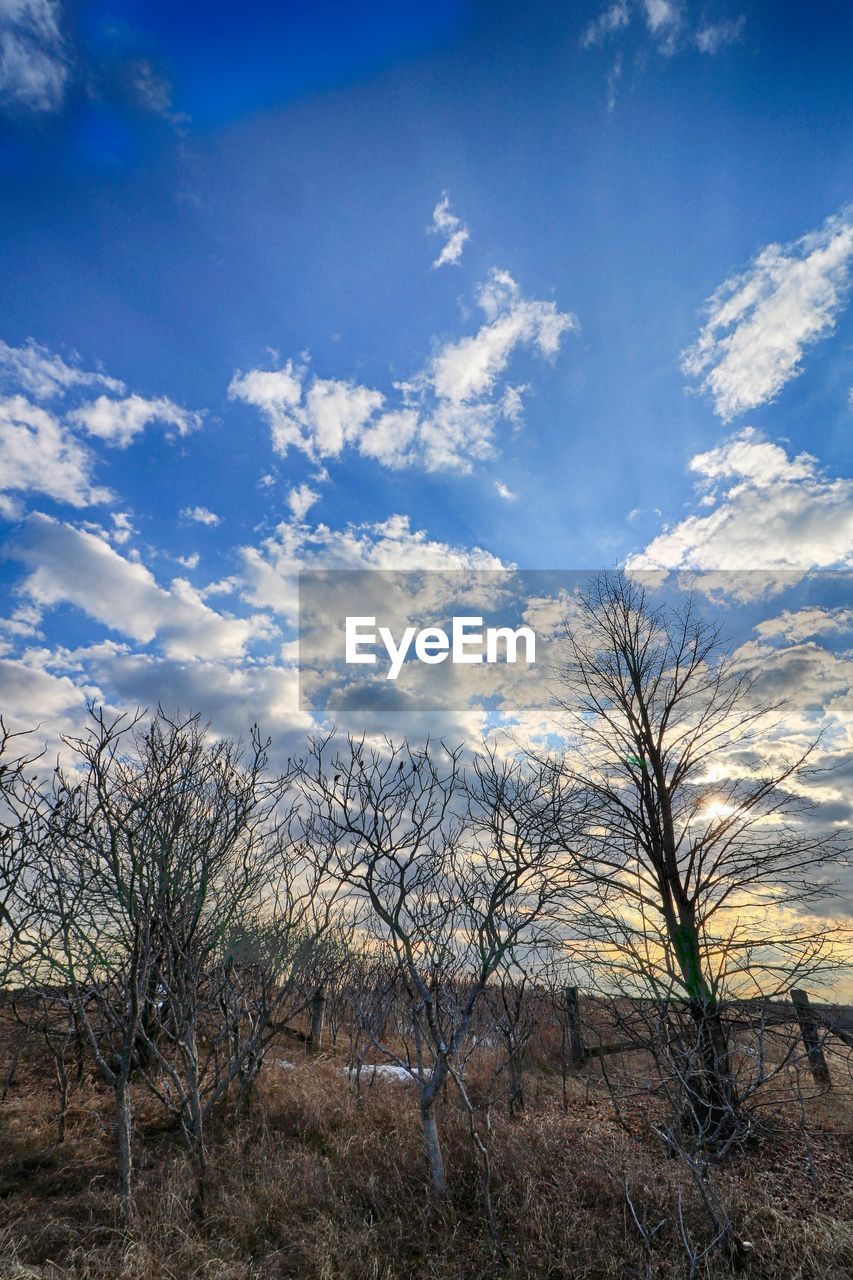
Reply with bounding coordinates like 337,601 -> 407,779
0,718 -> 47,993
33,707 -> 294,1220
296,733 -> 586,1224
555,571 -> 846,1143
296,734 -> 463,1201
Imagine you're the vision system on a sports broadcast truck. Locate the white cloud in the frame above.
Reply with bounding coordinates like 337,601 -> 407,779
0,656 -> 90,742
13,515 -> 269,661
181,505 -> 220,526
129,58 -> 187,127
430,270 -> 575,403
69,393 -> 204,447
287,483 -> 320,520
429,193 -> 470,268
359,409 -> 419,468
688,429 -> 816,487
229,363 -> 383,460
228,362 -> 303,451
110,511 -> 135,545
494,480 -> 517,501
0,0 -> 68,114
682,208 -> 853,420
0,493 -> 22,520
641,0 -> 685,55
694,15 -> 744,54
239,512 -> 506,622
80,648 -> 314,745
300,378 -> 383,456
582,2 -> 744,106
754,607 -> 853,645
642,0 -> 681,34
582,2 -> 630,48
627,429 -> 853,578
415,401 -> 497,472
0,339 -> 206,515
0,394 -> 112,508
230,268 -> 577,474
0,338 -> 124,400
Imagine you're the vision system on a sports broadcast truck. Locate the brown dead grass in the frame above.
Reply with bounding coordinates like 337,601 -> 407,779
0,1044 -> 851,1280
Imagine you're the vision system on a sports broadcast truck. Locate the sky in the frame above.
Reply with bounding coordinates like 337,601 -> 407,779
0,0 -> 852,786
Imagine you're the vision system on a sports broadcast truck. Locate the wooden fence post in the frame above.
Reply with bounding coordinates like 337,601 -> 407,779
565,986 -> 587,1067
307,986 -> 327,1052
791,989 -> 832,1088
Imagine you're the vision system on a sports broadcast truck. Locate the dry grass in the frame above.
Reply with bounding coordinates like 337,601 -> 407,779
0,1040 -> 851,1280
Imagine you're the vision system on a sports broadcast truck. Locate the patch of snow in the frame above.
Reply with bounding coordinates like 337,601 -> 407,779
345,1064 -> 416,1085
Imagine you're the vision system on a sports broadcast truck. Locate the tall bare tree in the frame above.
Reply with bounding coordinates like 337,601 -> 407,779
556,571 -> 845,1141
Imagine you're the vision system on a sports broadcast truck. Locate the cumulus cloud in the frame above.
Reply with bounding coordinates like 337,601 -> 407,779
0,338 -> 206,514
627,429 -> 853,579
239,512 -> 506,623
682,208 -> 853,420
109,511 -> 135,545
230,269 -> 577,474
229,364 -> 382,458
0,0 -> 69,115
181,505 -> 220,526
78,648 -> 314,746
69,393 -> 204,447
0,505 -> 517,762
0,655 -> 91,743
286,483 -> 320,521
12,515 -> 268,661
754,607 -> 853,645
429,193 -> 470,268
494,480 -> 517,500
0,394 -> 112,508
733,628 -> 853,767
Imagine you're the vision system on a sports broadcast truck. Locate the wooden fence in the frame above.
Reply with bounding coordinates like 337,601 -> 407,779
565,986 -> 853,1088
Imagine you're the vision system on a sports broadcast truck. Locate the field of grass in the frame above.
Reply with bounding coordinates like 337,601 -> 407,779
0,1026 -> 851,1280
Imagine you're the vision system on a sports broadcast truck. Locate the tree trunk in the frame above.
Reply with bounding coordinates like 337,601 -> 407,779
114,1079 -> 133,1226
667,907 -> 740,1143
183,1031 -> 207,1217
687,1001 -> 740,1144
53,1044 -> 70,1143
420,1094 -> 448,1201
508,1051 -> 525,1116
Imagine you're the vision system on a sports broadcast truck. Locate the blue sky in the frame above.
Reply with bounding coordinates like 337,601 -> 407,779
0,0 -> 852,757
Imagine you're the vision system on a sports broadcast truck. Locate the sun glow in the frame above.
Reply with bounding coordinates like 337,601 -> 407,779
702,798 -> 736,822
